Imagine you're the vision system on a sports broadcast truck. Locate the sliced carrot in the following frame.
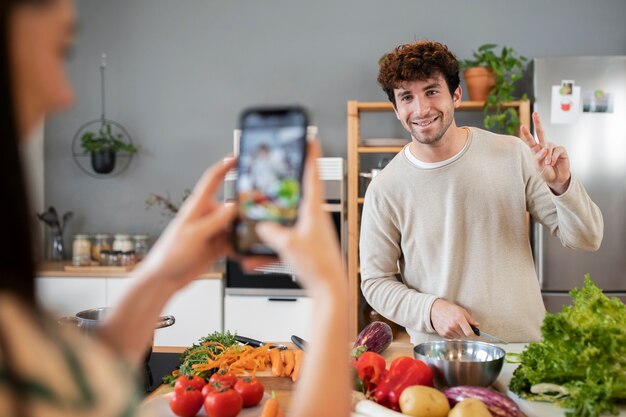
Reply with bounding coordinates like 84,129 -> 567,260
291,350 -> 304,382
269,349 -> 284,376
282,350 -> 295,377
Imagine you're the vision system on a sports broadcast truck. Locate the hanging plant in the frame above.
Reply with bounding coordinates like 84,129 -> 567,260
81,121 -> 138,174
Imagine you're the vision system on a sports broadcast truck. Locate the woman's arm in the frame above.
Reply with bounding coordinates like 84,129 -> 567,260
97,158 -> 237,365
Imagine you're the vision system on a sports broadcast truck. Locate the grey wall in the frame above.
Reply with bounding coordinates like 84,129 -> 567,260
44,0 -> 626,247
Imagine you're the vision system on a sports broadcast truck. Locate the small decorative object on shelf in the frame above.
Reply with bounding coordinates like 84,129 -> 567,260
112,234 -> 134,252
459,44 -> 528,135
91,233 -> 112,262
71,53 -> 137,177
132,234 -> 150,261
36,206 -> 73,261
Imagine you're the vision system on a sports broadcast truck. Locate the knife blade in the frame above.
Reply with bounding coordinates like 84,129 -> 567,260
290,335 -> 308,351
470,325 -> 508,344
235,335 -> 288,350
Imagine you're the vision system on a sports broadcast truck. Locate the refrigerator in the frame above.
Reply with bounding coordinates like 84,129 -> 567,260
533,56 -> 626,313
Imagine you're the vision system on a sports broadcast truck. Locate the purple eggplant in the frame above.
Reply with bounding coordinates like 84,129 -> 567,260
444,386 -> 522,417
353,321 -> 393,357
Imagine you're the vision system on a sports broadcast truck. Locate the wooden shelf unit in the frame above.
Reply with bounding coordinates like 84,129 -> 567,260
346,99 -> 531,337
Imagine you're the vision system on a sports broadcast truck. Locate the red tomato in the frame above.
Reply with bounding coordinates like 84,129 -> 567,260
204,388 -> 243,417
169,387 -> 204,417
233,377 -> 264,407
208,369 -> 238,388
202,382 -> 228,398
174,374 -> 207,393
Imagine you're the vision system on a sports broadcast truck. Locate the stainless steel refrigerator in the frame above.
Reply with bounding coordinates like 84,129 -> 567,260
533,56 -> 626,313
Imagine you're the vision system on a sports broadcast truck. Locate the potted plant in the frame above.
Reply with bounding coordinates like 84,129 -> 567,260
80,121 -> 138,174
460,44 -> 528,135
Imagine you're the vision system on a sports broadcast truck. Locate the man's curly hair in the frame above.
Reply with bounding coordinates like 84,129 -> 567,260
377,41 -> 460,106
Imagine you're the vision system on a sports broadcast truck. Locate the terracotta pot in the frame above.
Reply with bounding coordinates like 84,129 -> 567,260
463,67 -> 496,101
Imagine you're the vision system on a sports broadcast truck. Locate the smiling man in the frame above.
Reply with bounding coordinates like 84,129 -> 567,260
359,40 -> 603,344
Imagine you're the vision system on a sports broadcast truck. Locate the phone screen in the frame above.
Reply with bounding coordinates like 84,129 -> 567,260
234,107 -> 308,255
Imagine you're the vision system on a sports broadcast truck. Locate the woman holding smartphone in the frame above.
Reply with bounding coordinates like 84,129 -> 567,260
0,1 -> 350,416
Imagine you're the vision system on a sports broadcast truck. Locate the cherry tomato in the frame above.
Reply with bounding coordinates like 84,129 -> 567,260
204,388 -> 243,417
233,377 -> 264,407
174,374 -> 206,393
208,369 -> 238,388
169,386 -> 204,417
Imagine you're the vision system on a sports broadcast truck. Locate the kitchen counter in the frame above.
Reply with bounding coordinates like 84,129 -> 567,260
143,342 -> 626,416
36,260 -> 225,279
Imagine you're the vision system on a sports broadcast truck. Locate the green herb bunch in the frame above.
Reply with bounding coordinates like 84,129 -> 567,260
80,121 -> 138,154
460,44 -> 528,135
509,275 -> 626,417
162,331 -> 239,385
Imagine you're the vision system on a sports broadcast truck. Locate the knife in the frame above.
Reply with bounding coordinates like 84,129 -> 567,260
235,335 -> 288,350
470,325 -> 508,344
290,335 -> 308,351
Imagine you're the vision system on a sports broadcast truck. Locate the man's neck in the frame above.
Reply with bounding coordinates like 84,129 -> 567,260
409,125 -> 468,163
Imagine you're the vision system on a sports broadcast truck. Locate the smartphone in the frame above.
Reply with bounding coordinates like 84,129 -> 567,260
233,106 -> 308,255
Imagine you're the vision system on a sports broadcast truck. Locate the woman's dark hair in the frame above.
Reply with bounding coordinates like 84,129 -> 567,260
0,0 -> 39,307
378,40 -> 461,107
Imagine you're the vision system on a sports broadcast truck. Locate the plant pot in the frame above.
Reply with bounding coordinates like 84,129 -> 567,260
463,67 -> 496,101
91,150 -> 116,174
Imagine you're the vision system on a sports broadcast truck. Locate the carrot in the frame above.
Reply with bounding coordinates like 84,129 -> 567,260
282,350 -> 295,377
291,350 -> 304,382
260,392 -> 280,417
269,349 -> 284,376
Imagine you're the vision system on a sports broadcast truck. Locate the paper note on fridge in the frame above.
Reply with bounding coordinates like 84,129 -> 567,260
550,85 -> 581,124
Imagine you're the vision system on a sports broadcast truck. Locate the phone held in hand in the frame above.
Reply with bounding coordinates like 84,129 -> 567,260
233,106 -> 309,255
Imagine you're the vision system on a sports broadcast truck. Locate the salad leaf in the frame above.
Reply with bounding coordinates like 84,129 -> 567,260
509,275 -> 626,417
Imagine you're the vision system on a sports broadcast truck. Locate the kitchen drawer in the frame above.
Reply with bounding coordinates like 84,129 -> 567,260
35,277 -> 107,318
224,294 -> 313,342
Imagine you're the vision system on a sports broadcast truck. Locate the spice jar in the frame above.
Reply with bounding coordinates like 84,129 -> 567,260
92,234 -> 112,262
108,251 -> 121,267
120,251 -> 137,267
112,234 -> 133,252
133,235 -> 149,261
99,250 -> 111,267
72,234 -> 92,266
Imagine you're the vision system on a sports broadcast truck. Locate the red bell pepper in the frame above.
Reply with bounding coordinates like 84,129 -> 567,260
373,357 -> 433,410
354,351 -> 387,393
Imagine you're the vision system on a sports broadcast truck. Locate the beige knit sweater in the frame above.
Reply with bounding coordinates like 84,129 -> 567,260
360,127 -> 603,344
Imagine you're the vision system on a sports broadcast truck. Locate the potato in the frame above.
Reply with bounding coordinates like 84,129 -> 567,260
448,398 -> 492,417
398,385 -> 450,417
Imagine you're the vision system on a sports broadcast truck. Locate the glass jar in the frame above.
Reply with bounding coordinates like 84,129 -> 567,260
120,251 -> 137,267
72,234 -> 92,266
92,234 -> 112,262
133,235 -> 149,261
99,250 -> 111,267
112,234 -> 133,252
108,251 -> 121,267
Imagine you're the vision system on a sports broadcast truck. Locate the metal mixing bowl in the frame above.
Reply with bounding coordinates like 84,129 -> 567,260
413,340 -> 505,388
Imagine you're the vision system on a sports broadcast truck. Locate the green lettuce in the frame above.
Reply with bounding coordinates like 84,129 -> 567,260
509,275 -> 626,417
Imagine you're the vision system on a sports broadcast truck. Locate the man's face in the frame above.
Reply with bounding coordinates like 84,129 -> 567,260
393,74 -> 462,146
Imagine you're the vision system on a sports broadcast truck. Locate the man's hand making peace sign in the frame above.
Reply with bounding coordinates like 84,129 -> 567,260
520,112 -> 572,195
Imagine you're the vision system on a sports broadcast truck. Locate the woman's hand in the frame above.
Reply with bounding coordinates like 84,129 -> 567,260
520,112 -> 571,195
138,157 -> 237,289
251,139 -> 345,295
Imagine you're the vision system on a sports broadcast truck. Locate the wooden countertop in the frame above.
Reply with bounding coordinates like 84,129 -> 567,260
36,261 -> 225,279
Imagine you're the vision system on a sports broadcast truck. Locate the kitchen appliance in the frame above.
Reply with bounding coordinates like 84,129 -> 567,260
533,56 -> 626,312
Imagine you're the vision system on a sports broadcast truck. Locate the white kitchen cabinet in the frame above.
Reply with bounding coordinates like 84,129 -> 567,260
224,294 -> 313,342
151,279 -> 223,347
35,277 -> 107,318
